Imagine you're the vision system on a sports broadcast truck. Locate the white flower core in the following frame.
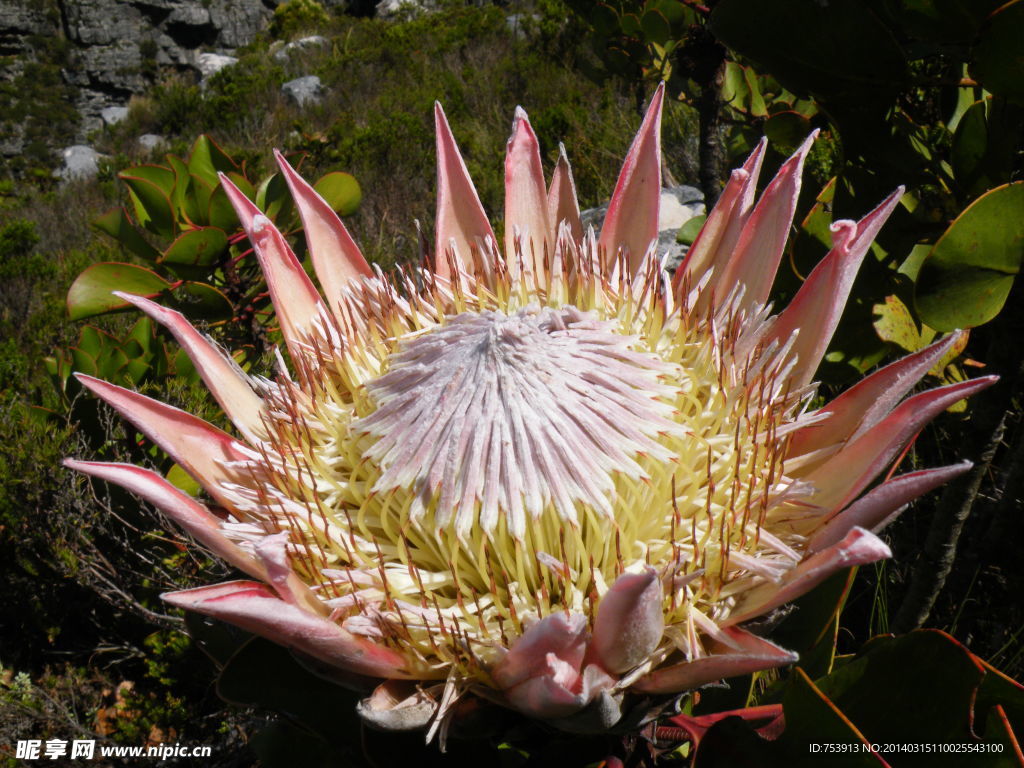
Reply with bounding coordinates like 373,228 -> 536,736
356,305 -> 679,540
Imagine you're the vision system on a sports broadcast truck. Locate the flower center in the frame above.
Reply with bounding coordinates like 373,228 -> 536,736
355,305 -> 680,541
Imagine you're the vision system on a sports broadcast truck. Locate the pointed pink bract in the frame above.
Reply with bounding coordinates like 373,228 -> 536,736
598,83 -> 664,273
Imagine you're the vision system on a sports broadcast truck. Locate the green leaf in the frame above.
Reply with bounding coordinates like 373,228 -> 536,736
67,262 -> 172,321
172,346 -> 198,381
888,0 -> 990,45
654,0 -> 690,28
92,207 -> 162,261
189,174 -> 214,226
915,182 -> 1024,330
257,172 -> 295,223
641,9 -> 671,45
123,163 -> 175,197
166,463 -> 202,496
590,3 -> 619,37
764,111 -> 812,154
121,174 -> 176,239
161,227 -> 229,266
781,668 -> 882,761
167,154 -> 203,227
742,66 -> 767,117
813,632 -> 985,747
126,316 -> 154,357
98,347 -> 129,381
207,183 -> 239,231
69,347 -> 98,377
188,135 -> 239,187
970,0 -> 1024,103
676,214 -> 706,246
711,0 -> 908,105
170,281 -> 234,322
313,172 -> 362,217
225,171 -> 256,202
77,325 -> 103,359
952,98 -> 1022,198
872,294 -> 921,352
620,12 -> 642,36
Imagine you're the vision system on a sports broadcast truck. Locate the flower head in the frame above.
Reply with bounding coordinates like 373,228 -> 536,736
67,85 -> 994,736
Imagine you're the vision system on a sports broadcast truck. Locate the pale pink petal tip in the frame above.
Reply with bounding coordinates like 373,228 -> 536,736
162,581 -> 410,679
724,527 -> 892,627
63,459 -> 266,580
218,172 -> 322,352
503,104 -> 550,269
592,567 -> 664,674
598,82 -> 664,273
807,461 -> 972,554
110,291 -> 264,442
273,149 -> 371,308
634,627 -> 797,694
72,373 -> 246,510
433,101 -> 495,277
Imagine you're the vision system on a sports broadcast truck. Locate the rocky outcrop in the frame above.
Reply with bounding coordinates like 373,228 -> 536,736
58,0 -> 275,133
0,0 -> 277,157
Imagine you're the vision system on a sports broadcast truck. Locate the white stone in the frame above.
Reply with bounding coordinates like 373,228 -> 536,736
56,145 -> 105,181
273,35 -> 329,62
282,75 -> 323,108
196,52 -> 238,79
376,0 -> 433,18
100,106 -> 129,126
137,134 -> 167,151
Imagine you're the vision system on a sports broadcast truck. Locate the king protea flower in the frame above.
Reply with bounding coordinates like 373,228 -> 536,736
67,85 -> 994,738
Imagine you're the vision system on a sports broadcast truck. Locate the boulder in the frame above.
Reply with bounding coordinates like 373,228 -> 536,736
273,35 -> 329,63
196,52 -> 238,80
376,0 -> 434,18
138,134 -> 167,152
100,106 -> 129,126
282,75 -> 323,108
56,145 -> 105,181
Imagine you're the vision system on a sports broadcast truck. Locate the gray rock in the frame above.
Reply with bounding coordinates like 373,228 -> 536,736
580,185 -> 705,272
2,0 -> 276,164
376,0 -> 434,18
282,75 -> 323,108
101,106 -> 129,126
196,52 -> 238,80
56,145 -> 105,181
138,134 -> 167,151
273,35 -> 329,63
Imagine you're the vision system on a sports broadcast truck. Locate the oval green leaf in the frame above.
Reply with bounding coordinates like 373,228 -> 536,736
123,163 -> 175,197
92,207 -> 162,261
167,463 -> 202,496
121,174 -> 176,239
170,281 -> 234,322
208,183 -> 240,231
67,262 -> 172,321
970,0 -> 1024,103
915,182 -> 1024,330
188,135 -> 239,187
161,227 -> 229,266
313,172 -> 362,217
